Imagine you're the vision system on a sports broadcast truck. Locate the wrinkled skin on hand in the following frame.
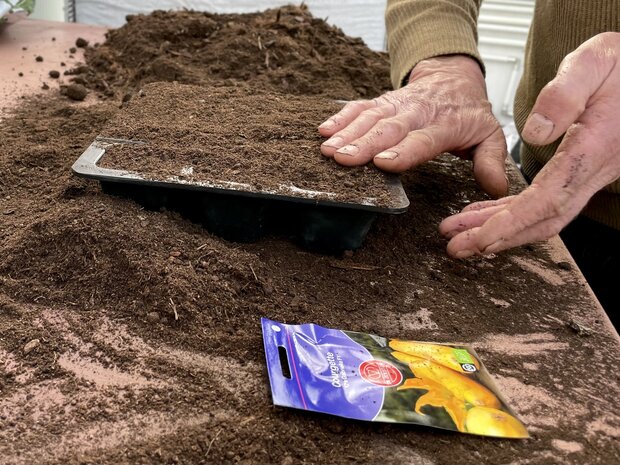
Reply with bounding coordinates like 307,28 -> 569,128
440,32 -> 620,258
319,55 -> 508,199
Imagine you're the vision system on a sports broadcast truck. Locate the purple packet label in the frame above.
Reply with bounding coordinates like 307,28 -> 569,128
261,318 -> 528,438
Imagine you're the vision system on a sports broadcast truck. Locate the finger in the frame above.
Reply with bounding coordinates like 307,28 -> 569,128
333,114 -> 413,166
318,99 -> 377,137
461,196 -> 515,213
446,127 -> 603,259
521,38 -> 615,146
439,204 -> 507,239
446,209 -> 566,258
372,126 -> 447,172
321,104 -> 397,157
446,185 -> 574,258
472,127 -> 508,198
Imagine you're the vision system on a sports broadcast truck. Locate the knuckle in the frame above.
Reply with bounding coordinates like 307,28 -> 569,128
360,108 -> 385,119
546,193 -> 572,220
484,109 -> 501,127
478,98 -> 493,114
541,81 -> 586,115
344,100 -> 369,113
375,118 -> 408,138
504,209 -> 529,233
574,46 -> 598,66
415,130 -> 436,151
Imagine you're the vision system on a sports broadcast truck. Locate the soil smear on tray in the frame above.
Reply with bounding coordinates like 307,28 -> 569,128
1,5 -> 620,465
99,82 -> 395,206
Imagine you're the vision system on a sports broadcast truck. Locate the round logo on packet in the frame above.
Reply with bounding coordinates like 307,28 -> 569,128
359,360 -> 403,387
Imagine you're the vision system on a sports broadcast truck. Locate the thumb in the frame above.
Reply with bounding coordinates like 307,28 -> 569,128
522,36 -> 616,146
472,127 -> 508,199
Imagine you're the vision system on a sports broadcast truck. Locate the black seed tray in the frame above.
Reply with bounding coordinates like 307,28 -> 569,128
72,137 -> 410,254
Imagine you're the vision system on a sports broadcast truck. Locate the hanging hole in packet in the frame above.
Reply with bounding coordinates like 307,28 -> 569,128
278,346 -> 292,379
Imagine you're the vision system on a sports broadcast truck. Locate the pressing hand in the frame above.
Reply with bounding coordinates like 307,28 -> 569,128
319,55 -> 508,199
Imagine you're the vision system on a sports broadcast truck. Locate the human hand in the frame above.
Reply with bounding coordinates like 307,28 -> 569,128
440,32 -> 620,258
319,55 -> 508,198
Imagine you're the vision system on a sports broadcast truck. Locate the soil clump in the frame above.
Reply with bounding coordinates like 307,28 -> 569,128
65,83 -> 88,101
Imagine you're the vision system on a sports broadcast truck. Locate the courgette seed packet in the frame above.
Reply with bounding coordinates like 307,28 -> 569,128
261,318 -> 528,438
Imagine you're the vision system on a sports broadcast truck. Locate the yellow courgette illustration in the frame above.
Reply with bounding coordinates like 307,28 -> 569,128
389,340 -> 480,373
391,351 -> 501,409
465,406 -> 529,438
398,377 -> 468,431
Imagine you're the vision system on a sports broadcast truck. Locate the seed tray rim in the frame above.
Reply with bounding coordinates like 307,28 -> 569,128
72,138 -> 410,214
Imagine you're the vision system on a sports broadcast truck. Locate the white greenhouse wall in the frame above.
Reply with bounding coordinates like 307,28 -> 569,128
479,0 -> 535,126
31,0 -> 66,22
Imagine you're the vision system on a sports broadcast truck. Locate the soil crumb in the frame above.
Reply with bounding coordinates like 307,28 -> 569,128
65,83 -> 88,101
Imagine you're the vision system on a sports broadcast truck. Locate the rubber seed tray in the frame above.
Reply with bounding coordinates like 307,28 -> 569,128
72,137 -> 409,254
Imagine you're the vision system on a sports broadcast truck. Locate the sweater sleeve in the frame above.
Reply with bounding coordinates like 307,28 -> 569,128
386,0 -> 484,89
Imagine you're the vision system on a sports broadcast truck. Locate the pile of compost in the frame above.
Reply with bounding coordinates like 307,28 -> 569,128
70,5 -> 392,100
1,5 -> 619,465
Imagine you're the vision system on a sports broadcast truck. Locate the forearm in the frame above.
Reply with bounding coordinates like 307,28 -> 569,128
386,0 -> 483,89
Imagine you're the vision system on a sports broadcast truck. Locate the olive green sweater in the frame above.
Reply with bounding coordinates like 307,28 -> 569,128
386,0 -> 620,229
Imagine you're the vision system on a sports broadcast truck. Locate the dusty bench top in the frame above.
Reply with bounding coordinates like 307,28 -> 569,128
0,15 -> 106,116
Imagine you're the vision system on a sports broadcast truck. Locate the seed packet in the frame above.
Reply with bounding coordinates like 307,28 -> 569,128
261,318 -> 528,438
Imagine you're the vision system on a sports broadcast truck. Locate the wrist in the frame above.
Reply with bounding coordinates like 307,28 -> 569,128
409,55 -> 485,86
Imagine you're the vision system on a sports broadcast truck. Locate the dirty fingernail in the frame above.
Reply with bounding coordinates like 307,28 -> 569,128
337,144 -> 359,156
455,249 -> 475,259
319,119 -> 336,130
322,136 -> 344,149
524,113 -> 554,141
375,151 -> 398,160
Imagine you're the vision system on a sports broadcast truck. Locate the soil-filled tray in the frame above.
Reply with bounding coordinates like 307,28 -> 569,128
72,82 -> 409,252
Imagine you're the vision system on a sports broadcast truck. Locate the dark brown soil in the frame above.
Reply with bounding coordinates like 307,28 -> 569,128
99,82 -> 394,206
68,5 -> 391,101
1,7 -> 619,465
64,83 -> 88,101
